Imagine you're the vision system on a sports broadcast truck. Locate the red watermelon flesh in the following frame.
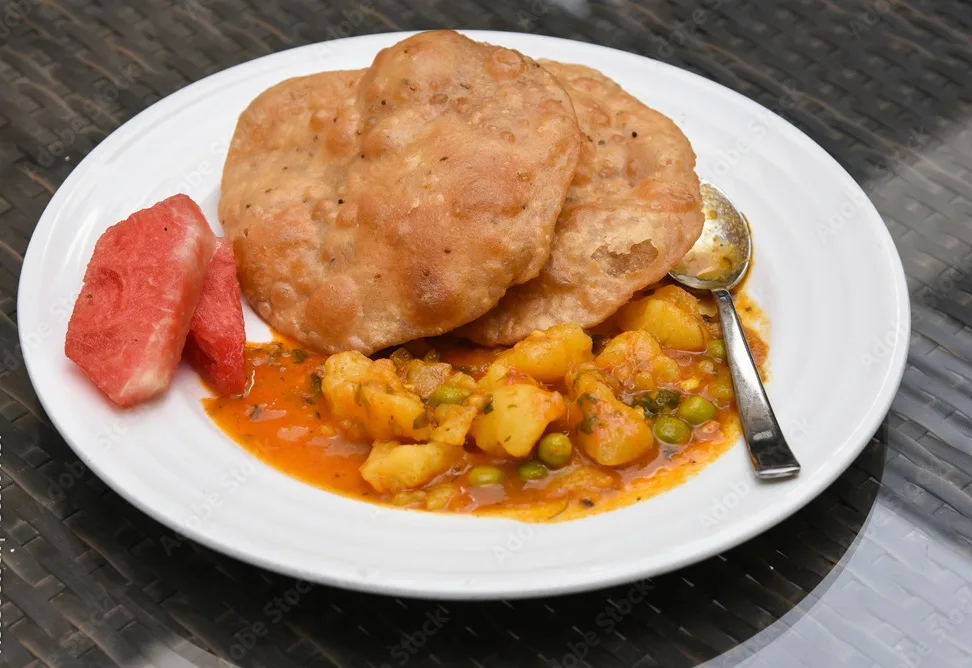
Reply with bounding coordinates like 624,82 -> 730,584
183,238 -> 247,395
65,194 -> 217,408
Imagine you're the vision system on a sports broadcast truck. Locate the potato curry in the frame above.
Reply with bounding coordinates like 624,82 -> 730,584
205,282 -> 768,522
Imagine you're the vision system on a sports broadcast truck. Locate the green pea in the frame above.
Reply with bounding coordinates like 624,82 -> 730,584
467,466 -> 503,486
707,339 -> 726,360
676,395 -> 717,425
429,385 -> 471,406
653,416 -> 692,445
518,460 -> 548,481
537,433 -> 573,468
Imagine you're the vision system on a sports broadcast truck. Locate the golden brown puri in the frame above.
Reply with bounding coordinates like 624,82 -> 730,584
459,61 -> 704,346
219,70 -> 363,345
220,31 -> 581,356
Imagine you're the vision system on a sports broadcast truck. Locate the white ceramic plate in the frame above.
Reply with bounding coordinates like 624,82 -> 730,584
19,31 -> 909,599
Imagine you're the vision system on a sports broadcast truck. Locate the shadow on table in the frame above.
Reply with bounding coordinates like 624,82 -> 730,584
45,430 -> 884,668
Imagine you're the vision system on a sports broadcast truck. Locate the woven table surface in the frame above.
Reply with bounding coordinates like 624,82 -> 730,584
2,0 -> 972,666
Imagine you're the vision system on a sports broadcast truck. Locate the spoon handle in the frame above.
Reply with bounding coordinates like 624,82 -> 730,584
712,288 -> 801,479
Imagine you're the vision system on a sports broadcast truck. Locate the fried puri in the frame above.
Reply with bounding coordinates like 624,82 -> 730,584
220,31 -> 581,355
459,61 -> 704,346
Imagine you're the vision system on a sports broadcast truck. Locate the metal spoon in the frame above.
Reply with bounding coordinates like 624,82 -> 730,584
669,181 -> 801,480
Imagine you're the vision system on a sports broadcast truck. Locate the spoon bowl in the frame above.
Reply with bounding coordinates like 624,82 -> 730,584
670,181 -> 753,291
669,180 -> 801,480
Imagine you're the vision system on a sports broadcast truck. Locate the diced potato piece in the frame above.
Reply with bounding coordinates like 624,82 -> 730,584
358,385 -> 429,440
470,384 -> 566,458
653,356 -> 681,383
477,359 -> 510,392
392,490 -> 426,506
320,352 -> 377,423
616,286 -> 706,351
680,378 -> 701,392
431,404 -> 477,446
498,324 -> 593,383
656,284 -> 702,313
424,482 -> 460,510
360,441 -> 458,493
476,358 -> 539,392
568,369 -> 656,466
322,352 -> 431,441
403,360 -> 453,399
595,330 -> 678,391
445,371 -> 477,393
322,350 -> 373,386
545,466 -> 619,496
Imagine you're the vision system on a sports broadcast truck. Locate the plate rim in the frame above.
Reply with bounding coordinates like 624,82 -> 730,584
18,29 -> 911,599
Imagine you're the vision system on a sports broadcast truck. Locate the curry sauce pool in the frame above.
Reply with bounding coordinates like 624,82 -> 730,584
204,280 -> 769,522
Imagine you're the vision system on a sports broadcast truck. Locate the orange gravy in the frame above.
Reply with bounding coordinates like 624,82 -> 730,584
205,289 -> 769,522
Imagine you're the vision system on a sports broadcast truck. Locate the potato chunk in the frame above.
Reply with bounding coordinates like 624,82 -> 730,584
544,466 -> 619,496
321,351 -> 430,441
616,285 -> 706,351
595,330 -> 679,391
498,323 -> 593,383
431,404 -> 478,446
568,367 -> 656,466
471,384 -> 566,457
476,358 -> 539,392
360,441 -> 458,493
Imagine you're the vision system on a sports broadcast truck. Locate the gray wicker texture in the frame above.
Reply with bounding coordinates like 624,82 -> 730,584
2,0 -> 972,666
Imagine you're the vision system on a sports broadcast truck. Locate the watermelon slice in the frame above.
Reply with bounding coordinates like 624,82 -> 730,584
65,194 -> 217,407
183,238 -> 247,395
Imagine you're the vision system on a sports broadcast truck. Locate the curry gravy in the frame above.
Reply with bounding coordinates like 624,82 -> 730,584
205,285 -> 769,522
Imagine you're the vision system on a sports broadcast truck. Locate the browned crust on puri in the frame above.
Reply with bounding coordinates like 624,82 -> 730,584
219,31 -> 581,355
458,60 -> 704,346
